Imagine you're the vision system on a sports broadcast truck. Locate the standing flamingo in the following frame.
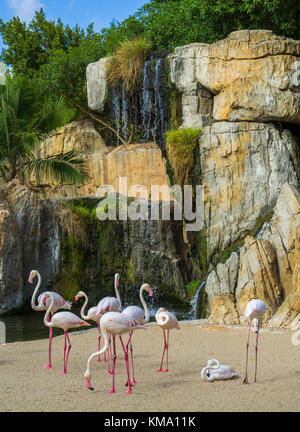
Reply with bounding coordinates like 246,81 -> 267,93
84,311 -> 145,394
29,270 -> 72,369
243,298 -> 266,384
75,291 -> 106,363
43,292 -> 90,374
155,307 -> 180,373
122,283 -> 153,384
96,273 -> 122,373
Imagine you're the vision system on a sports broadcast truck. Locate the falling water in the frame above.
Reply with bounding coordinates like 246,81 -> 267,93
121,79 -> 129,142
141,60 -> 152,141
189,281 -> 206,320
153,58 -> 166,145
111,84 -> 121,146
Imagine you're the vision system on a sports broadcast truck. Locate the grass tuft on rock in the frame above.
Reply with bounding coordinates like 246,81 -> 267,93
166,128 -> 202,189
107,37 -> 152,94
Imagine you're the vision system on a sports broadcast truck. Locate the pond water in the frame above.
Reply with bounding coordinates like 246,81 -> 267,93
0,304 -> 193,344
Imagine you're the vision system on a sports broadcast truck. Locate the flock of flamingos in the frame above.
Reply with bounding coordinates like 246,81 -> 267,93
29,269 -> 266,394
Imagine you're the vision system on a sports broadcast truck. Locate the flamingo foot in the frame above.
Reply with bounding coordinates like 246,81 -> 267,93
106,390 -> 116,394
125,389 -> 132,395
95,358 -> 101,363
243,376 -> 249,384
43,364 -> 52,370
156,368 -> 163,372
163,369 -> 169,373
132,379 -> 140,384
85,378 -> 94,390
60,370 -> 67,375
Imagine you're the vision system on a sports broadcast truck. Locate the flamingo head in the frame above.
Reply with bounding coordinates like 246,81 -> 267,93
142,283 -> 153,297
75,291 -> 84,301
84,371 -> 94,390
28,270 -> 38,284
115,273 -> 120,287
252,318 -> 259,333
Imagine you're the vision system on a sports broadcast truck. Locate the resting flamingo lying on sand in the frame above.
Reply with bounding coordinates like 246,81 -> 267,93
75,291 -> 106,363
201,359 -> 235,382
29,269 -> 72,369
84,311 -> 145,394
43,292 -> 90,374
96,273 -> 122,373
243,298 -> 266,384
155,307 -> 180,373
122,283 -> 153,384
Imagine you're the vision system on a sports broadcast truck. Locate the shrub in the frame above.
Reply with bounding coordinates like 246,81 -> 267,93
107,37 -> 152,94
166,128 -> 202,188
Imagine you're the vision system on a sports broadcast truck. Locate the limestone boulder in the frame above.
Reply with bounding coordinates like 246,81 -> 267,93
208,294 -> 239,325
235,236 -> 282,323
200,121 -> 300,263
86,57 -> 111,113
171,30 -> 300,123
259,183 -> 300,298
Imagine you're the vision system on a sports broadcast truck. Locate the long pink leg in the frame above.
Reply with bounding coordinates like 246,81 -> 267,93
156,329 -> 167,372
243,320 -> 251,384
106,336 -> 117,394
120,336 -> 132,395
164,330 -> 170,373
44,313 -> 53,369
254,323 -> 260,383
129,332 -> 139,384
107,335 -> 113,374
96,324 -> 101,362
125,331 -> 136,387
61,331 -> 71,375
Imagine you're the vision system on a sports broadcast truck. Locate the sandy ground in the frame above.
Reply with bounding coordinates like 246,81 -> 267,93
0,321 -> 299,412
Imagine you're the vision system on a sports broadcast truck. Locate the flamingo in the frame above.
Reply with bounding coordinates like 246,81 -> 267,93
243,298 -> 266,384
75,291 -> 106,363
84,311 -> 145,394
122,283 -> 153,384
155,307 -> 180,373
43,292 -> 90,374
29,269 -> 72,369
201,359 -> 235,382
96,273 -> 122,373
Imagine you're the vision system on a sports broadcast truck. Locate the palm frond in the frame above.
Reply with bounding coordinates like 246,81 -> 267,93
25,148 -> 87,185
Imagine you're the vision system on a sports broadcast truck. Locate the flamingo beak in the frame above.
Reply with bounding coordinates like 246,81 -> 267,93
75,295 -> 78,301
85,378 -> 94,390
28,276 -> 33,284
116,281 -> 119,286
42,296 -> 47,305
149,288 -> 153,297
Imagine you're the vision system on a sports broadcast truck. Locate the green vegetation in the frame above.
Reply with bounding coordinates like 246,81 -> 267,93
107,38 -> 152,94
186,280 -> 201,299
166,128 -> 202,189
0,74 -> 86,184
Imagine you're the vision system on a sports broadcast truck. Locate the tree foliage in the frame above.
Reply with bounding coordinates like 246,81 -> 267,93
0,74 -> 86,184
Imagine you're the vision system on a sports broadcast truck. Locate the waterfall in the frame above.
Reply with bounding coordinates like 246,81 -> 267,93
141,60 -> 152,141
111,84 -> 121,146
154,58 -> 166,144
189,281 -> 206,319
121,79 -> 129,142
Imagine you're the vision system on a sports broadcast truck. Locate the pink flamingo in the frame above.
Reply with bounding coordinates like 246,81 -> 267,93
243,298 -> 266,384
29,270 -> 72,369
84,311 -> 145,394
43,292 -> 90,374
122,283 -> 153,384
75,291 -> 106,363
96,273 -> 122,373
155,307 -> 180,373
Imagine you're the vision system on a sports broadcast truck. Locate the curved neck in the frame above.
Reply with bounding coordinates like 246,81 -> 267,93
114,277 -> 121,306
201,366 -> 214,381
208,359 -> 220,369
84,328 -> 109,378
140,286 -> 150,324
44,294 -> 54,327
80,292 -> 89,320
31,272 -> 42,311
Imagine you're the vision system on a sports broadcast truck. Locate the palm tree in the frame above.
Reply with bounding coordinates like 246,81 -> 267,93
0,74 -> 86,184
